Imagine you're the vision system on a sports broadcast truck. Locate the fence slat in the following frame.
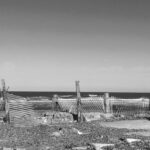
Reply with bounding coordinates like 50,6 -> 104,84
6,93 -> 35,127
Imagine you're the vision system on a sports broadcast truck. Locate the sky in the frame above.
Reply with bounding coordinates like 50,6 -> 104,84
0,0 -> 150,92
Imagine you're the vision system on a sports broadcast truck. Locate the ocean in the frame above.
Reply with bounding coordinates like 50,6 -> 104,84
3,91 -> 150,99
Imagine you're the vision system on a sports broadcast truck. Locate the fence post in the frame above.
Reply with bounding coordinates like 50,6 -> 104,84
1,79 -> 10,123
75,81 -> 82,122
104,93 -> 111,113
149,98 -> 150,112
52,94 -> 59,110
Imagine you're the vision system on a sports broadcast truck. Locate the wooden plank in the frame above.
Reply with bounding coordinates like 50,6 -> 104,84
9,108 -> 33,111
9,103 -> 33,106
9,104 -> 33,107
9,105 -> 33,108
9,101 -> 31,104
10,114 -> 33,117
9,110 -> 34,114
10,113 -> 34,118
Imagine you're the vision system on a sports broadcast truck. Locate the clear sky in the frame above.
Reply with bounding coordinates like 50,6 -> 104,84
0,0 -> 150,92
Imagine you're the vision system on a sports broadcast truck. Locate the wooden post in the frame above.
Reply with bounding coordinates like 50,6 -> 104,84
1,79 -> 10,123
75,81 -> 81,122
0,88 -> 1,100
0,88 -> 4,111
104,92 -> 110,113
52,94 -> 60,111
149,98 -> 150,112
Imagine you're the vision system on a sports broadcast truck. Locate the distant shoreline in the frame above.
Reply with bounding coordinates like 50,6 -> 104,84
2,91 -> 150,99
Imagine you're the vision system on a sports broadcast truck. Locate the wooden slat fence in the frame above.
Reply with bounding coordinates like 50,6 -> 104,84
6,93 -> 36,127
110,97 -> 150,116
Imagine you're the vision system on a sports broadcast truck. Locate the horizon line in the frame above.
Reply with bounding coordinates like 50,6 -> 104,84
8,90 -> 150,93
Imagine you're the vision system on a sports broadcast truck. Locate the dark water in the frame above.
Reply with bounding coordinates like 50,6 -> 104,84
3,91 -> 150,99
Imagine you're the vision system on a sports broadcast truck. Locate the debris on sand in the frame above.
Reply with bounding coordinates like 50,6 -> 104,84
72,128 -> 89,135
0,117 -> 150,150
119,137 -> 127,142
72,143 -> 114,150
72,146 -> 87,150
126,138 -> 141,144
51,128 -> 64,137
82,113 -> 114,122
3,148 -> 26,150
88,143 -> 114,150
51,127 -> 89,137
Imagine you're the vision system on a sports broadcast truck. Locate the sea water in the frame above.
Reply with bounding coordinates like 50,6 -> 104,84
4,91 -> 150,99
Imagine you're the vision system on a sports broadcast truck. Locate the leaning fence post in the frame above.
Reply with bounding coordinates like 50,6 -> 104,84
104,92 -> 111,113
75,81 -> 82,122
